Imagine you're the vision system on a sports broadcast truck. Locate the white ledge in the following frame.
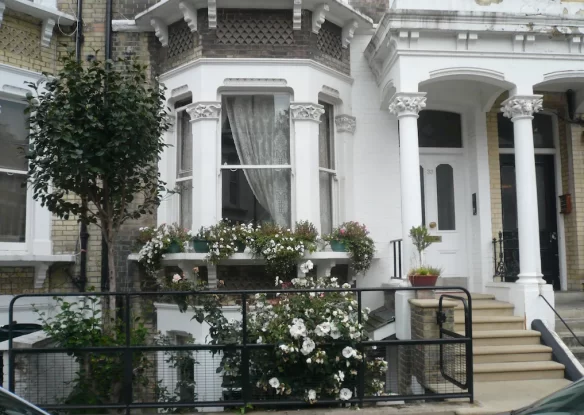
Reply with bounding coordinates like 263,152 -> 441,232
128,250 -> 385,265
0,254 -> 76,264
4,0 -> 76,25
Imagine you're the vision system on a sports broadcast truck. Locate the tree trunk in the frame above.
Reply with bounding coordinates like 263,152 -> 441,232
102,223 -> 117,328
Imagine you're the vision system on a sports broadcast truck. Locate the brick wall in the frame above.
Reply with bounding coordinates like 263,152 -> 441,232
566,122 -> 584,290
348,0 -> 389,23
487,92 -> 507,238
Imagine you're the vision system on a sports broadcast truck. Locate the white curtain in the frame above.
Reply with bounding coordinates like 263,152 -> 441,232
225,96 -> 290,227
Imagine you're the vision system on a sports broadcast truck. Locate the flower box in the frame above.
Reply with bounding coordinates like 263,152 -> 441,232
192,240 -> 210,253
330,240 -> 347,252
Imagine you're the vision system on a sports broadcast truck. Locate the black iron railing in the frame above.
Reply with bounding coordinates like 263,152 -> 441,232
8,287 -> 473,414
390,239 -> 403,279
539,294 -> 584,348
492,231 -> 520,282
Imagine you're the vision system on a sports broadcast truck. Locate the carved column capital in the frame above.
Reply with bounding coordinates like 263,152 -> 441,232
501,95 -> 543,120
388,92 -> 427,117
186,102 -> 221,121
335,114 -> 356,134
290,102 -> 325,122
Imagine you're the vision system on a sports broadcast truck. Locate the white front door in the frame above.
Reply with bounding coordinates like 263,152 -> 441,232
419,154 -> 468,278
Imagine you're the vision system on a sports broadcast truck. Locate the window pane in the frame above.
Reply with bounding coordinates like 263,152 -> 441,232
420,165 -> 426,226
221,169 -> 291,227
319,171 -> 333,235
498,113 -> 554,149
177,111 -> 192,178
500,155 -> 517,231
436,164 -> 455,230
418,110 -> 462,148
0,99 -> 28,171
0,173 -> 27,242
222,95 -> 290,165
179,180 -> 192,231
318,102 -> 334,169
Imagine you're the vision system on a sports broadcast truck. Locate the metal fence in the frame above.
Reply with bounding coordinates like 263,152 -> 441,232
7,287 -> 473,414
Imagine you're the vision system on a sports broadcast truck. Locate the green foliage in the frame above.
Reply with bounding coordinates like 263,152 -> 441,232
408,266 -> 442,276
137,223 -> 193,279
325,222 -> 376,274
408,226 -> 441,276
205,221 -> 254,265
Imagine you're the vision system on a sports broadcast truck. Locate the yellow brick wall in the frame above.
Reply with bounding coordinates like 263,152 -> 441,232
566,123 -> 584,290
487,92 -> 508,238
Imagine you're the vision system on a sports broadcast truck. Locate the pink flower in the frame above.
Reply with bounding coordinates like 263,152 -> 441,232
340,229 -> 345,235
172,274 -> 182,283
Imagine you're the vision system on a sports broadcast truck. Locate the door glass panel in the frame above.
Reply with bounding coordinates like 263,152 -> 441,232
436,164 -> 455,230
420,165 -> 426,226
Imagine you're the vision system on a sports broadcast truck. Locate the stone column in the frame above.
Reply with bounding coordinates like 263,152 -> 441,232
290,102 -> 325,232
501,95 -> 545,284
388,93 -> 427,274
335,114 -> 356,222
186,102 -> 221,232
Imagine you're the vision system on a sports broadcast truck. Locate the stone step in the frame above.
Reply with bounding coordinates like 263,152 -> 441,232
435,292 -> 496,301
566,345 -> 584,361
465,330 -> 542,347
473,361 -> 565,382
551,307 -> 584,319
473,345 -> 552,364
455,315 -> 525,332
556,331 -> 584,348
554,317 -> 584,330
454,300 -> 514,319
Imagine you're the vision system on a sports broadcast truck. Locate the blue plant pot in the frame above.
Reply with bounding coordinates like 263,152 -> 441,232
330,240 -> 347,252
192,240 -> 210,253
166,241 -> 182,254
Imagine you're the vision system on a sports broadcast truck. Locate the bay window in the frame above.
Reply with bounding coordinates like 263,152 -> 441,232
176,103 -> 193,230
319,102 -> 335,235
220,94 -> 292,227
0,99 -> 28,243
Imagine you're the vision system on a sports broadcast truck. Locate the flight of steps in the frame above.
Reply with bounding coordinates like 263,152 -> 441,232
448,293 -> 566,382
554,291 -> 584,367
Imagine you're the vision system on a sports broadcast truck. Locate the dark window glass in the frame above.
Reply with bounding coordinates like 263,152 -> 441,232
420,165 -> 426,226
498,113 -> 554,149
500,156 -> 517,231
436,164 -> 456,230
319,102 -> 334,235
418,110 -> 463,148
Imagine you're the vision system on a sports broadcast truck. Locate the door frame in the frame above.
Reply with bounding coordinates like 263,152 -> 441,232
498,111 -> 566,290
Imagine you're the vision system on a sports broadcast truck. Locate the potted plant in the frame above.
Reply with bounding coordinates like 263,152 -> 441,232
136,224 -> 191,280
206,221 -> 250,265
325,222 -> 376,274
192,226 -> 212,253
294,220 -> 319,252
408,225 -> 441,286
166,224 -> 191,253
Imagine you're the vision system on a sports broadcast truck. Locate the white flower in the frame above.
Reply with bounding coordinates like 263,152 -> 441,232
342,283 -> 351,289
279,344 -> 289,353
257,336 -> 263,344
334,370 -> 345,382
301,338 -> 315,355
269,377 -> 280,388
339,388 -> 352,401
306,358 -> 312,364
308,389 -> 316,401
342,346 -> 356,359
330,325 -> 341,339
289,321 -> 307,339
314,322 -> 331,337
172,274 -> 182,283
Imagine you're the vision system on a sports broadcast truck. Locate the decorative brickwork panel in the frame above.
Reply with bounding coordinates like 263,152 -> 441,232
215,12 -> 294,46
168,20 -> 196,58
0,25 -> 41,58
317,21 -> 343,60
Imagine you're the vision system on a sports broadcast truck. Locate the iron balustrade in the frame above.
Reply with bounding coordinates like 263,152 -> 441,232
390,239 -> 403,279
7,287 -> 473,414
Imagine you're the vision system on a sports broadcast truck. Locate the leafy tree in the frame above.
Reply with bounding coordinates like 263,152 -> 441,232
25,52 -> 170,295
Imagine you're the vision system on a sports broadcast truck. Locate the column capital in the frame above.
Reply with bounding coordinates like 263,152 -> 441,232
388,92 -> 427,118
335,114 -> 356,134
186,101 -> 221,122
290,102 -> 325,122
501,95 -> 543,120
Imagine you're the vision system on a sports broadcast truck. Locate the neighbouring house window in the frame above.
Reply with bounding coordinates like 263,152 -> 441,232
418,110 -> 463,148
0,99 -> 28,243
498,113 -> 554,149
319,102 -> 335,235
176,106 -> 192,230
221,94 -> 291,227
175,333 -> 195,402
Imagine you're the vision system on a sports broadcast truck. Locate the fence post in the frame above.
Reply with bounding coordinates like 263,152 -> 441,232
241,293 -> 249,406
357,290 -> 364,407
123,293 -> 132,415
7,296 -> 16,392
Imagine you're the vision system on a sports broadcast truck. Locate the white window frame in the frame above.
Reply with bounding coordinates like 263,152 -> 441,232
318,100 -> 339,234
217,92 -> 294,226
175,104 -> 193,229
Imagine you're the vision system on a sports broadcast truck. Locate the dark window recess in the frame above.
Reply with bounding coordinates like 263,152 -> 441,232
498,113 -> 554,149
436,164 -> 456,231
418,110 -> 463,148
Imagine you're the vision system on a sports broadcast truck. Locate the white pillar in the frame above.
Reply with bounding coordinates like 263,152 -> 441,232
335,114 -> 356,223
187,102 -> 221,231
290,102 -> 324,232
501,95 -> 545,284
388,92 -> 427,274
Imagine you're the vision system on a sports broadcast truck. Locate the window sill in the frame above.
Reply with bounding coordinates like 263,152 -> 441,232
0,254 -> 76,289
128,250 -> 384,265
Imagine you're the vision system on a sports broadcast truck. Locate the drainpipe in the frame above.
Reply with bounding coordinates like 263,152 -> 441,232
76,0 -> 88,292
101,0 -> 113,292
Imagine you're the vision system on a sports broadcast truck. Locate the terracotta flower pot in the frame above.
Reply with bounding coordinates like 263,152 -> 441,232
408,274 -> 439,287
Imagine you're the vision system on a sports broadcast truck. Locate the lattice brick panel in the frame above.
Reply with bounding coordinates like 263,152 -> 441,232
216,14 -> 294,46
317,21 -> 343,60
0,25 -> 40,58
168,20 -> 195,59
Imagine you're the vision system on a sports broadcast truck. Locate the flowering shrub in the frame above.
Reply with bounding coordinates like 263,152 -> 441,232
165,269 -> 199,311
326,222 -> 376,274
137,224 -> 193,279
205,221 -> 256,265
247,223 -> 317,279
192,261 -> 388,404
